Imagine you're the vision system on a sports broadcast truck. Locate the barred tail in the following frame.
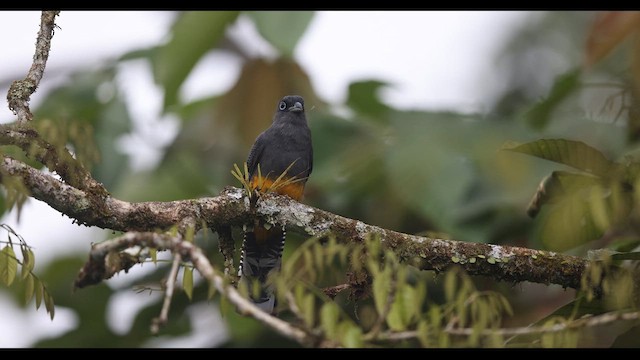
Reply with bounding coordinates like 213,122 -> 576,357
238,223 -> 286,314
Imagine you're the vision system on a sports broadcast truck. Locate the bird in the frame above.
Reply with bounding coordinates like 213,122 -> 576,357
238,95 -> 313,314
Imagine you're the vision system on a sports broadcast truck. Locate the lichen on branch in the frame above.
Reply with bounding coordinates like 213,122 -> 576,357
0,154 -> 598,292
7,11 -> 59,124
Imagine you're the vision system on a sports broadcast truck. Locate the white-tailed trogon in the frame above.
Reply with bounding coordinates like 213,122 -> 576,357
238,95 -> 313,314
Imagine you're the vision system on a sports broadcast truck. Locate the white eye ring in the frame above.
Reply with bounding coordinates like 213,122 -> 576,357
279,101 -> 287,111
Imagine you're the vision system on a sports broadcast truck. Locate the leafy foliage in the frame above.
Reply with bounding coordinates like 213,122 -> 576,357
502,139 -> 616,177
154,11 -> 240,110
0,224 -> 54,320
501,139 -> 635,251
247,11 -> 315,57
267,235 -> 516,347
4,10 -> 640,348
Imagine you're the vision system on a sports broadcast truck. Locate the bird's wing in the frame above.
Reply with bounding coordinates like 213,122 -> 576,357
308,143 -> 313,176
247,132 -> 266,179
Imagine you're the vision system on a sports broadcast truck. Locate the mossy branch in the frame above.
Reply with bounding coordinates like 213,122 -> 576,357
0,123 -> 108,197
7,11 -> 59,124
75,231 -> 309,345
0,154 -> 600,292
2,10 -> 628,348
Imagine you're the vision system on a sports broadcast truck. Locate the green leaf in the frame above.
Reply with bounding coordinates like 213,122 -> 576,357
526,170 -> 605,218
429,306 -> 442,330
302,293 -> 315,327
611,252 -> 640,260
320,302 -> 340,339
207,280 -> 217,300
149,248 -> 157,264
43,288 -> 55,320
21,247 -> 35,279
248,11 -> 314,56
183,266 -> 194,301
524,68 -> 581,130
117,46 -> 159,62
294,283 -> 305,311
386,112 -> 476,235
0,246 -> 17,286
24,273 -> 34,304
386,285 -> 416,331
438,331 -> 450,348
372,266 -> 391,314
417,320 -> 430,347
35,278 -> 43,310
346,80 -> 392,120
0,192 -> 7,219
341,324 -> 363,348
185,226 -> 195,243
219,292 -> 231,316
534,188 -> 602,251
155,11 -> 240,110
444,270 -> 457,302
92,98 -> 134,189
501,139 -> 614,177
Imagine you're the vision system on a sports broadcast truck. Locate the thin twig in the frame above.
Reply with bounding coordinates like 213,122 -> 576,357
322,284 -> 351,299
7,11 -> 59,123
150,252 -> 182,335
3,156 -> 604,293
0,124 -> 108,197
374,310 -> 640,343
2,11 -> 107,197
76,231 -> 311,346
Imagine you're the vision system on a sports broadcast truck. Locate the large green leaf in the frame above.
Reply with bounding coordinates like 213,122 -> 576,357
155,11 -> 239,110
211,57 -> 323,149
524,68 -> 581,130
526,170 -> 605,218
309,113 -> 387,202
91,95 -> 133,190
385,112 -> 476,234
502,139 -> 615,177
248,11 -> 314,57
346,80 -> 391,122
533,187 -> 603,251
531,172 -> 631,251
611,251 -> 640,260
114,149 -> 210,202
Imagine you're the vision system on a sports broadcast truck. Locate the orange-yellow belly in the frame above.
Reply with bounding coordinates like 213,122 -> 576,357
249,176 -> 305,201
249,175 -> 305,244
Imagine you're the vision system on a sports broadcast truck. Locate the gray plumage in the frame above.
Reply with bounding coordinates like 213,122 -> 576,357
238,95 -> 313,314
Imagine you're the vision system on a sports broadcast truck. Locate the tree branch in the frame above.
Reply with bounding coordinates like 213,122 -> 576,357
376,310 -> 640,342
0,123 -> 108,197
1,9 -> 107,198
7,11 -> 59,124
0,155 -> 601,292
150,252 -> 182,335
5,10 -> 626,348
75,231 -> 310,345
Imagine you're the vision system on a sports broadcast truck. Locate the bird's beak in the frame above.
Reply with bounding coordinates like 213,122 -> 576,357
289,101 -> 303,112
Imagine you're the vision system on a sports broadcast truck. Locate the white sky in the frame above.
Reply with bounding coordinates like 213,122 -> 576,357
0,10 -> 534,348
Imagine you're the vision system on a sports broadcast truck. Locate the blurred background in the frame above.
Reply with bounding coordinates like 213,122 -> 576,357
0,11 -> 638,347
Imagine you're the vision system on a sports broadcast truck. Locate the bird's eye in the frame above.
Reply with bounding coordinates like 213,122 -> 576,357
279,101 -> 287,111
